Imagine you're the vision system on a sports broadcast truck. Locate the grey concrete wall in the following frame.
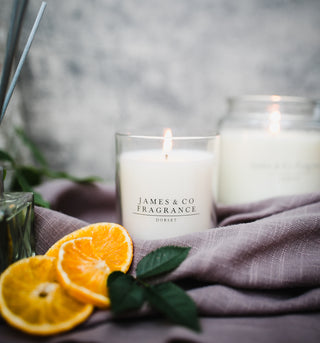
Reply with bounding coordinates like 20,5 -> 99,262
1,0 -> 320,182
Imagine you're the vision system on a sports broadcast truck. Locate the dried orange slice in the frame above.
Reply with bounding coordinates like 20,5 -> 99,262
49,223 -> 133,308
0,256 -> 93,336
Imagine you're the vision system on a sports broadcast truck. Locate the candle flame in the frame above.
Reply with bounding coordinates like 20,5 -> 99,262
268,104 -> 281,134
271,94 -> 282,102
163,128 -> 173,159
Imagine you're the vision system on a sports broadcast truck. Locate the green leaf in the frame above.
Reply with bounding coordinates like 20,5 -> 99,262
136,246 -> 191,280
108,271 -> 145,314
15,127 -> 48,167
13,168 -> 33,192
8,168 -> 50,208
10,166 -> 43,190
43,169 -> 102,183
146,282 -> 201,332
33,191 -> 50,208
0,149 -> 15,165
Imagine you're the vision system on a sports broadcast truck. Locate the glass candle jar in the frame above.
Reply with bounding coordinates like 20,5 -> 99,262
115,130 -> 218,240
218,95 -> 320,205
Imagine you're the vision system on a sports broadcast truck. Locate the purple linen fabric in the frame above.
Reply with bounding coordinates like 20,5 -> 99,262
1,180 -> 320,343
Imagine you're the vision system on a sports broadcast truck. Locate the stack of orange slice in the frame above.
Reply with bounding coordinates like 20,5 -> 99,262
0,223 -> 133,336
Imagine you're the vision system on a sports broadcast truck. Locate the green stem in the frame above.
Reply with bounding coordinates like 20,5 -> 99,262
136,278 -> 150,288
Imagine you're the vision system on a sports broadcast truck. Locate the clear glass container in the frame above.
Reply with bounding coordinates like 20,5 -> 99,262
115,130 -> 218,240
0,192 -> 34,273
218,95 -> 320,205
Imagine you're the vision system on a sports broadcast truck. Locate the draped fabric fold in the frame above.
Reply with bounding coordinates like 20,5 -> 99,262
1,180 -> 320,343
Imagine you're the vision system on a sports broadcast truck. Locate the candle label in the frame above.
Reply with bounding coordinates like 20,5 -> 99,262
133,196 -> 200,222
251,160 -> 320,175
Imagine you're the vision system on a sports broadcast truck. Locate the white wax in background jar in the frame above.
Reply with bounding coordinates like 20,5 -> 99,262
218,128 -> 320,205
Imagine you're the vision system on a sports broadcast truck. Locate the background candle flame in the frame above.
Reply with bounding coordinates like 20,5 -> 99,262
163,128 -> 173,158
270,95 -> 282,102
268,104 -> 281,134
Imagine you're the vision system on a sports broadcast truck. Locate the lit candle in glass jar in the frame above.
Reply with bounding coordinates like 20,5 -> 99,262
218,95 -> 320,205
116,129 -> 217,240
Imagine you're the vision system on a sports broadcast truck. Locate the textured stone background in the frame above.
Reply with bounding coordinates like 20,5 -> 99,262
1,0 -> 320,182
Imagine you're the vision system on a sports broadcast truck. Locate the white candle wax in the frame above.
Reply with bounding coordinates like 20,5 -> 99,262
118,149 -> 214,239
218,128 -> 320,204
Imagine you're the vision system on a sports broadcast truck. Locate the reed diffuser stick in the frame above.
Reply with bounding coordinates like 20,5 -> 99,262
0,1 -> 47,123
0,166 -> 4,197
0,0 -> 28,118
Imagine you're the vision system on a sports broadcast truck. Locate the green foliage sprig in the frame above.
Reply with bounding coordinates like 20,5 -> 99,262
0,127 -> 101,207
108,246 -> 201,332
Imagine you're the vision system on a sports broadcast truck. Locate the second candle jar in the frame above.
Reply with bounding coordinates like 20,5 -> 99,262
218,95 -> 320,205
115,130 -> 217,240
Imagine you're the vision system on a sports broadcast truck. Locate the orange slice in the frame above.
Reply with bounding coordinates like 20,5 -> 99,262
46,223 -> 133,273
48,223 -> 133,308
0,256 -> 93,336
56,237 -> 110,307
